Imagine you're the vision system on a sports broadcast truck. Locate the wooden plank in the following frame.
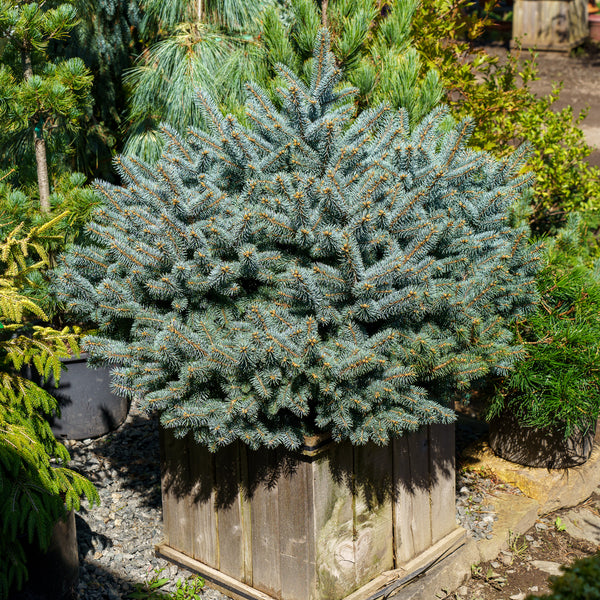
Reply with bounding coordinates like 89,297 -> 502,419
391,435 -> 413,565
239,445 -> 253,585
188,438 -> 218,568
160,429 -> 194,554
311,441 -> 355,600
278,452 -> 311,600
215,442 -> 245,579
406,427 -> 433,556
352,443 -> 394,588
156,543 -> 277,600
428,424 -> 457,543
248,447 -> 281,597
513,0 -> 588,50
392,428 -> 432,564
305,453 -> 317,600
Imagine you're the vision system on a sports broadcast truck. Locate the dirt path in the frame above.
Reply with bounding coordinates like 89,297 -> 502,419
485,44 -> 600,168
449,490 -> 600,600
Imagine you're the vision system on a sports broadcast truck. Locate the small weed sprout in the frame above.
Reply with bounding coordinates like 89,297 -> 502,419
128,567 -> 204,600
507,529 -> 528,559
554,516 -> 567,532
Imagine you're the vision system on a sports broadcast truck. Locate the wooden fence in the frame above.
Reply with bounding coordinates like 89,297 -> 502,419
513,0 -> 588,50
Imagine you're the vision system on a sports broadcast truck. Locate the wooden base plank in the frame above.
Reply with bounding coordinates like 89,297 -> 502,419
156,543 -> 276,600
157,526 -> 466,600
344,526 -> 467,600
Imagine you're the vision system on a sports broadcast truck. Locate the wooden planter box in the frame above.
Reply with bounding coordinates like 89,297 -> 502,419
512,0 -> 589,50
157,424 -> 463,600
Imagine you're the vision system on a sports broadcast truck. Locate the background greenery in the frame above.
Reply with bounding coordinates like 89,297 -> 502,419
2,0 -> 600,594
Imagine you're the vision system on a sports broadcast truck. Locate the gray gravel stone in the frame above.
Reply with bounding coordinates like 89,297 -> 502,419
68,398 -> 230,599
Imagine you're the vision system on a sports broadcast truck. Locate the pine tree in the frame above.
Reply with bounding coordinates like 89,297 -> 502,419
262,0 -> 443,123
54,31 -> 541,451
125,0 -> 443,162
0,0 -> 93,211
124,0 -> 280,161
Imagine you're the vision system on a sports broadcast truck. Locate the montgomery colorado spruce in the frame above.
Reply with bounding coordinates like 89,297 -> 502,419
54,31 -> 541,451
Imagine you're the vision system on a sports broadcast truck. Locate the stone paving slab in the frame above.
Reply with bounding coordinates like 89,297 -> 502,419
461,440 -> 600,515
561,505 -> 600,545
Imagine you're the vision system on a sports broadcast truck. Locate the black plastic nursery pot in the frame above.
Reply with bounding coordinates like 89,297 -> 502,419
14,510 -> 79,600
26,353 -> 129,440
489,410 -> 597,469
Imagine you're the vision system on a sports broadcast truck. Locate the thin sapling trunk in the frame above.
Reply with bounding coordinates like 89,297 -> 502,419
22,49 -> 51,214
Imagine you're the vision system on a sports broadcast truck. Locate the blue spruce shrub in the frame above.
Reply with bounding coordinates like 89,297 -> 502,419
54,31 -> 541,451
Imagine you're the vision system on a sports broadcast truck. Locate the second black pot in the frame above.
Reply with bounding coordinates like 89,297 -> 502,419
25,353 -> 129,440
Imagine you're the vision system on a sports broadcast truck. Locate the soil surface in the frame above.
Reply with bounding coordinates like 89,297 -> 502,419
447,487 -> 600,600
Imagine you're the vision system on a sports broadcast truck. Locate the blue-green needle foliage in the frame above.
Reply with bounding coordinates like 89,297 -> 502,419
54,31 -> 541,451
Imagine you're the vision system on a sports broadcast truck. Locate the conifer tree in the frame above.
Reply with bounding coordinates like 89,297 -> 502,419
0,0 -> 93,211
0,218 -> 98,598
124,0 -> 279,161
55,32 -> 541,451
125,0 -> 442,161
261,0 -> 443,123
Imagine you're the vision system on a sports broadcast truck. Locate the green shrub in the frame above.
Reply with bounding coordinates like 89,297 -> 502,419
0,218 -> 99,599
412,1 -> 600,224
487,215 -> 600,437
54,32 -> 540,450
527,553 -> 600,600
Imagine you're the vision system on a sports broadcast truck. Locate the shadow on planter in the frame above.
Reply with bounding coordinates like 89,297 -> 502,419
158,425 -> 459,600
160,427 -> 454,508
489,411 -> 597,469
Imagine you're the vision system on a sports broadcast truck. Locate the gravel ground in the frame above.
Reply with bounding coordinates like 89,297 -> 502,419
67,402 -> 504,599
67,400 -> 226,600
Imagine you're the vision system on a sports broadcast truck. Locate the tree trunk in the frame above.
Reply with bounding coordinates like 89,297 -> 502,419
22,49 -> 51,214
321,0 -> 328,26
197,0 -> 203,21
34,132 -> 51,213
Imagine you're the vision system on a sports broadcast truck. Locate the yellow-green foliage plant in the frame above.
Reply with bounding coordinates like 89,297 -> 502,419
412,0 -> 600,225
0,217 -> 99,599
